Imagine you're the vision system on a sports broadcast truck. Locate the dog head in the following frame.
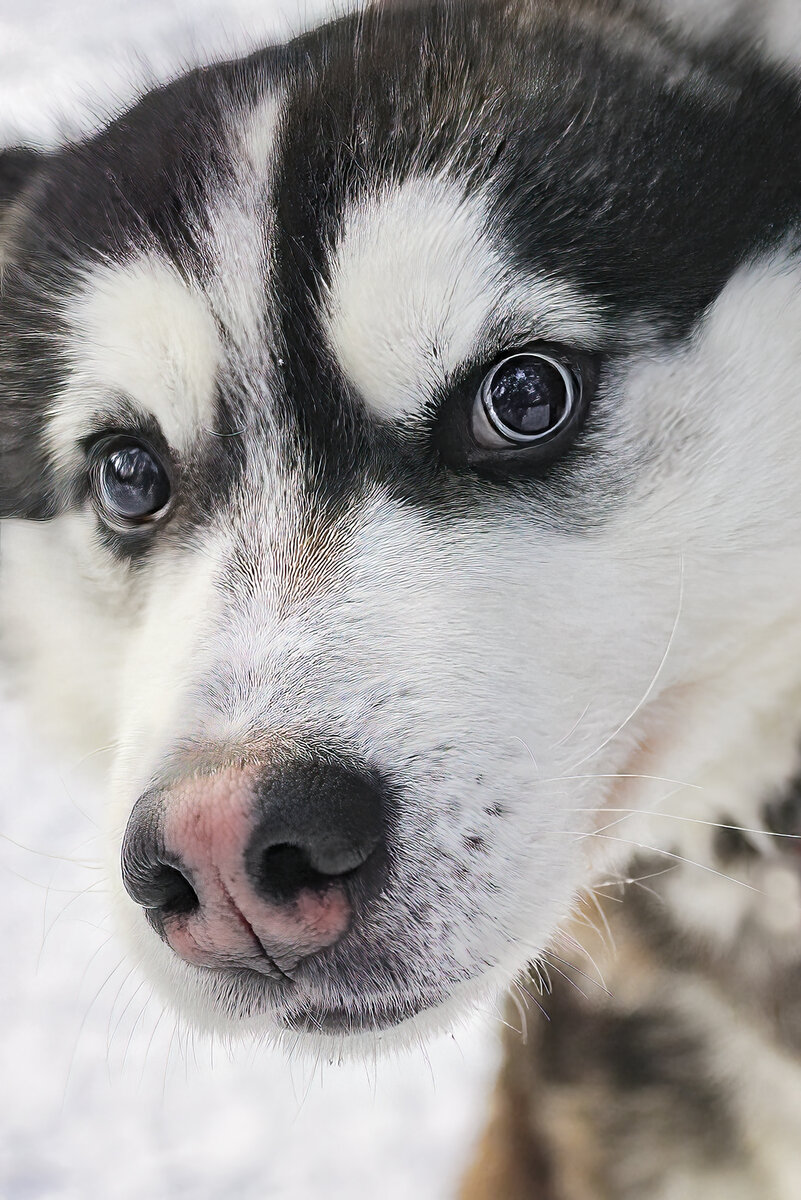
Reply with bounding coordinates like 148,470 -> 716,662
3,0 -> 801,1049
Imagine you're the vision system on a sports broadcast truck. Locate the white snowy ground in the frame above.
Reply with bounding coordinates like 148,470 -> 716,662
0,4 -> 500,1198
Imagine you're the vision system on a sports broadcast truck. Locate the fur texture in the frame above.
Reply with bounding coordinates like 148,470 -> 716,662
3,11 -> 801,1190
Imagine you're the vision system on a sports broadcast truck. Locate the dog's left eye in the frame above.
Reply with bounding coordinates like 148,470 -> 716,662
472,350 -> 580,449
90,438 -> 172,527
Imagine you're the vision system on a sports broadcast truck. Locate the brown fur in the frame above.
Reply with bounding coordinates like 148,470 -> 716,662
461,791 -> 801,1200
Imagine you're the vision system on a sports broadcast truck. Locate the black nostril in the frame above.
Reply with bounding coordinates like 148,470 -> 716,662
148,864 -> 199,916
245,760 -> 388,906
255,844 -> 336,903
121,794 -> 199,920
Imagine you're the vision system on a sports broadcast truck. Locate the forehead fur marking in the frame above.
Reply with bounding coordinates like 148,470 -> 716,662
323,173 -> 602,421
55,253 -> 220,452
323,175 -> 496,420
206,91 -> 284,358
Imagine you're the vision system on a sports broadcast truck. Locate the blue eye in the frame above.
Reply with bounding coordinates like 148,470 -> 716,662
92,438 -> 172,526
475,351 -> 578,447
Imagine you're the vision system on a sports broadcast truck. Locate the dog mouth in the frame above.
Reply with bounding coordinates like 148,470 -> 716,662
279,991 -> 445,1034
208,961 -> 448,1034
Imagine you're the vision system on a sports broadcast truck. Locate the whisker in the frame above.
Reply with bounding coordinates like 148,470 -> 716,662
589,787 -> 685,837
69,739 -> 121,769
576,808 -> 801,843
61,955 -> 126,1112
121,989 -> 154,1072
516,975 -> 551,1021
160,1019 -> 180,1105
54,771 -> 101,831
594,864 -> 677,890
567,553 -> 685,774
536,954 -> 592,1001
139,1004 -> 169,1088
109,978 -> 148,1057
577,887 -> 616,953
105,964 -> 139,1064
0,831 -> 101,866
548,699 -> 593,753
512,770 -> 703,793
550,931 -> 610,993
583,831 -> 761,892
509,982 -> 530,1042
543,948 -> 611,996
527,960 -> 551,996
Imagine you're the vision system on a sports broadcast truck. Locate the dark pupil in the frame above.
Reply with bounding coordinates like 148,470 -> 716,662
101,445 -> 168,519
489,358 -> 568,436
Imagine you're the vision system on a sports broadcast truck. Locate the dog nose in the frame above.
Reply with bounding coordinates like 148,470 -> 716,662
121,759 -> 387,976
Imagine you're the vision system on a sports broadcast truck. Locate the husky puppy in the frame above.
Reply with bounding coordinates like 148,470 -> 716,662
3,0 -> 801,1193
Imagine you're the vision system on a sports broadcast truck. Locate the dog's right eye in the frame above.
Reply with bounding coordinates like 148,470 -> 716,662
89,437 -> 172,528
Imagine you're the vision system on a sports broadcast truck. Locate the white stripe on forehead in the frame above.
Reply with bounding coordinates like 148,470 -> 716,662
50,91 -> 285,461
207,91 -> 284,357
323,173 -> 602,421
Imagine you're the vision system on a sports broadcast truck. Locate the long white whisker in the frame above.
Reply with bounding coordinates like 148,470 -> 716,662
577,808 -> 801,842
580,887 -> 616,953
0,831 -> 100,866
551,930 -> 610,992
584,831 -> 760,892
548,699 -> 593,753
509,983 -> 530,1043
567,553 -> 685,773
590,787 -> 685,837
542,948 -> 611,996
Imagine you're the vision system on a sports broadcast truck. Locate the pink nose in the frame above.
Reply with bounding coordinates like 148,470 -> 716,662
121,759 -> 386,977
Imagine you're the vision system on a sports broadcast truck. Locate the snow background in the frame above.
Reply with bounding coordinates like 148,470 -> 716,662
0,3 -> 500,1197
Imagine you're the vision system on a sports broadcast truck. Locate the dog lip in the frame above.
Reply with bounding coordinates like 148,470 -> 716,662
279,990 -> 444,1034
206,962 -> 444,1031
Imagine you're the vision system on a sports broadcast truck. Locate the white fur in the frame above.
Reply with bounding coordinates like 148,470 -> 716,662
6,144 -> 801,1059
324,174 -> 603,420
650,0 -> 801,71
205,90 -> 284,357
51,253 -> 221,462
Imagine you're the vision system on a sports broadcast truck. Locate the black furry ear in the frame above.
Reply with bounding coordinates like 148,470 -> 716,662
1,145 -> 55,520
0,146 -> 41,210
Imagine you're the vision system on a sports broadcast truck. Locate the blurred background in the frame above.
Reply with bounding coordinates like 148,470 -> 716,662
0,2 -> 499,1196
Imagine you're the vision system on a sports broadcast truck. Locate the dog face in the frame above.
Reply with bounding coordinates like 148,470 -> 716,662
3,0 -> 801,1048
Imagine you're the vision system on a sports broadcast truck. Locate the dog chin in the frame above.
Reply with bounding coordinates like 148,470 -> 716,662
194,964 -> 492,1045
133,922 -> 505,1054
269,975 -> 503,1058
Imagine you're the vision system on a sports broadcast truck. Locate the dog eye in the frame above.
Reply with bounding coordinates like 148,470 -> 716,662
90,438 -> 172,527
472,350 -> 580,449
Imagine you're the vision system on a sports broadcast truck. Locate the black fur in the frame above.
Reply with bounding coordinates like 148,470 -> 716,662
0,147 -> 51,518
0,147 -> 41,210
3,0 -> 801,528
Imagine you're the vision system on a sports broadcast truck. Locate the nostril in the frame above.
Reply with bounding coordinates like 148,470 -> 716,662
245,760 -> 389,911
149,863 -> 199,917
256,843 -> 337,903
122,792 -> 203,920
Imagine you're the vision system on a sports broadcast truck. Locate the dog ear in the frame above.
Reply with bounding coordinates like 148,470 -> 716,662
0,146 -> 56,519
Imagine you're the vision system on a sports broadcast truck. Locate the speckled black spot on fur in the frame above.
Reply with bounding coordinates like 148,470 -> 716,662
509,966 -> 740,1193
764,771 -> 801,846
713,817 -> 760,864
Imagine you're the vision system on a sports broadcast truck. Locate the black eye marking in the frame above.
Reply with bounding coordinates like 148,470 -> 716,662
474,351 -> 578,447
89,437 -> 172,529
